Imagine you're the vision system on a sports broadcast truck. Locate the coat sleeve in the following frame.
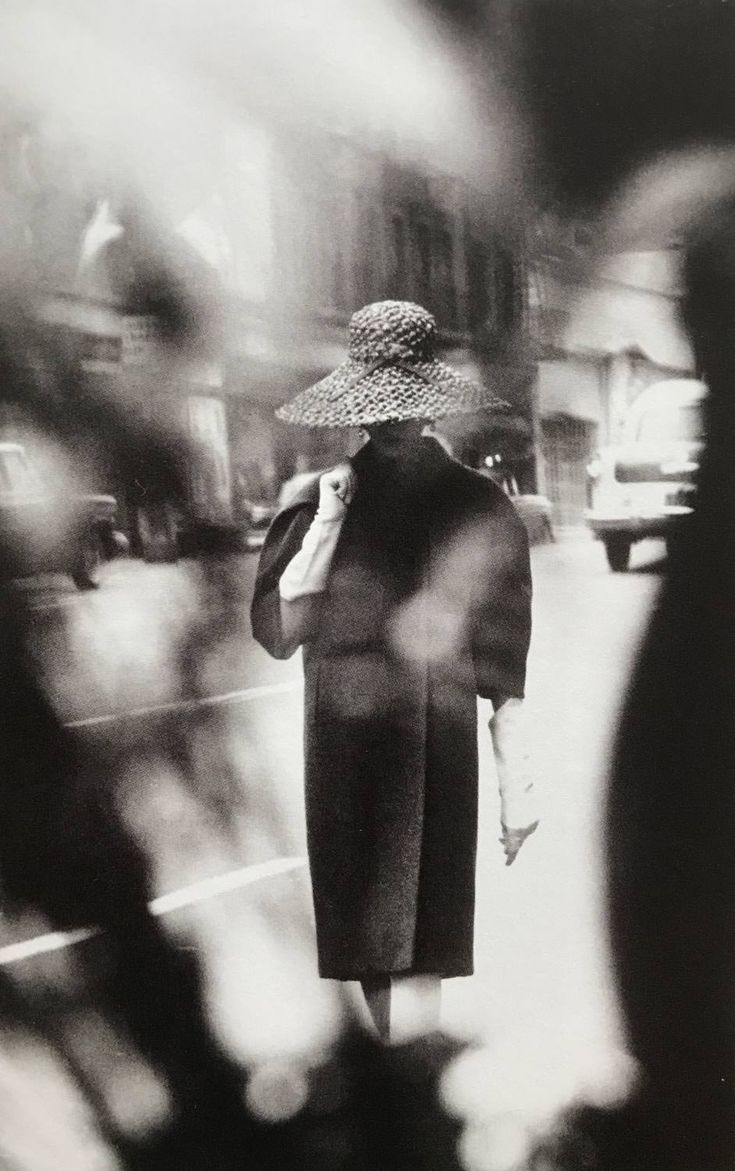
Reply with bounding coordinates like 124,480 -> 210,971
250,501 -> 317,659
471,497 -> 532,702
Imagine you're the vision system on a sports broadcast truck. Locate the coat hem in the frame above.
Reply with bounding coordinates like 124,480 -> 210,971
318,965 -> 474,981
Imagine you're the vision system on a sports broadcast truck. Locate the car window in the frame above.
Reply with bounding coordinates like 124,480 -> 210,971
635,403 -> 705,444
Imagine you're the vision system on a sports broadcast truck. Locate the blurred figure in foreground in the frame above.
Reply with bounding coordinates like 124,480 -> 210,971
506,2 -> 735,1165
251,300 -> 538,1039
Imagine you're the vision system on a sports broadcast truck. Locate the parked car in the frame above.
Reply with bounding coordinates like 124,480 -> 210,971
585,378 -> 706,571
501,475 -> 554,545
0,441 -> 127,589
242,498 -> 279,551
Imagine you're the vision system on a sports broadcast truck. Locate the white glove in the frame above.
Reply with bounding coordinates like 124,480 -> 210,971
316,463 -> 356,521
489,698 -> 539,865
279,463 -> 355,601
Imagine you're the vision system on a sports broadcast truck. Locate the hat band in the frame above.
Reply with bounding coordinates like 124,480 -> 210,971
345,354 -> 434,392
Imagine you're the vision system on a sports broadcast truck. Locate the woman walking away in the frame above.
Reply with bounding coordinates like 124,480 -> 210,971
251,301 -> 538,1040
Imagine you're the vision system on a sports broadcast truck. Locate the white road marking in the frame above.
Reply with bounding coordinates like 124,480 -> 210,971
0,927 -> 99,964
0,855 -> 308,966
64,680 -> 302,728
149,856 -> 307,915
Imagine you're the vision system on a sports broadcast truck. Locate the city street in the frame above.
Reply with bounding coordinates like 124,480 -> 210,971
9,532 -> 666,1130
0,2 -> 724,1166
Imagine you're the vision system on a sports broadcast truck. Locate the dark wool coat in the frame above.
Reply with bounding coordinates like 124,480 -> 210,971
251,438 -> 532,980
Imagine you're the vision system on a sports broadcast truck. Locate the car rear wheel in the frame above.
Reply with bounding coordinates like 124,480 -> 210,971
604,535 -> 632,572
71,529 -> 103,590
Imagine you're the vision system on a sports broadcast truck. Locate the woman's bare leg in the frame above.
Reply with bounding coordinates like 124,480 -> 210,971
392,975 -> 442,1039
361,975 -> 391,1040
416,975 -> 442,1032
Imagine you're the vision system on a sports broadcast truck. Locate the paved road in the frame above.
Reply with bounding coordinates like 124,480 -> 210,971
9,533 -> 666,1139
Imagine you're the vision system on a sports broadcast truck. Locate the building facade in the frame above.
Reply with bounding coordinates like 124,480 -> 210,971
3,112 -> 534,548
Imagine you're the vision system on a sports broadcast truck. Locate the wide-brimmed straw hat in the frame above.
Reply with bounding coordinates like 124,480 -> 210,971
276,300 -> 507,428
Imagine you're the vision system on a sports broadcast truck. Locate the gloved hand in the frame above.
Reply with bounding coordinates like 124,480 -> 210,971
500,820 -> 539,866
317,462 -> 356,521
489,698 -> 539,858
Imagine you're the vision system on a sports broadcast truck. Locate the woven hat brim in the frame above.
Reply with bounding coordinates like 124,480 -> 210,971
276,358 -> 508,428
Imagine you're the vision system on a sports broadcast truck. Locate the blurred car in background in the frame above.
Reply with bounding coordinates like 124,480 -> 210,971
505,480 -> 554,545
242,498 -> 279,551
0,441 -> 127,589
585,378 -> 706,571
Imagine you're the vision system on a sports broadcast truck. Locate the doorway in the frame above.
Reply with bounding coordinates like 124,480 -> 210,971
541,415 -> 598,526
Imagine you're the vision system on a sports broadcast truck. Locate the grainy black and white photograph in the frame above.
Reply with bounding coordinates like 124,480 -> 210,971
0,1 -> 732,1168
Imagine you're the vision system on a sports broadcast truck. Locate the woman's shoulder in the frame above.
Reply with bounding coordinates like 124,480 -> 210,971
441,452 -> 515,512
442,460 -> 529,550
277,471 -> 321,512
